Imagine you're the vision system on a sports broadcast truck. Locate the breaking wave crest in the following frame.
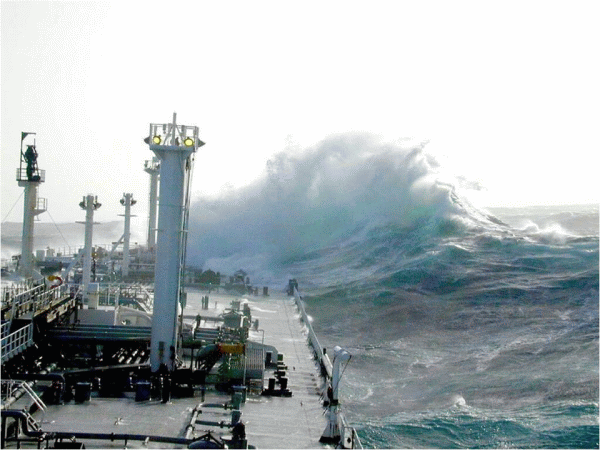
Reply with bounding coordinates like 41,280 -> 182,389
187,132 -> 500,278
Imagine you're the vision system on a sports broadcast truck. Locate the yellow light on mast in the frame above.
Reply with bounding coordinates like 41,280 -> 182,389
152,135 -> 162,145
183,137 -> 194,147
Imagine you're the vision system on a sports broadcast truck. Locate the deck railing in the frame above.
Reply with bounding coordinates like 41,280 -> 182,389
1,281 -> 72,363
294,292 -> 333,379
1,321 -> 10,339
1,323 -> 34,363
3,283 -> 70,321
293,291 -> 363,449
1,278 -> 45,306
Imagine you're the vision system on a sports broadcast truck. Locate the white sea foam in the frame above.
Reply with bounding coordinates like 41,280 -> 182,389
187,133 -> 492,270
452,394 -> 467,407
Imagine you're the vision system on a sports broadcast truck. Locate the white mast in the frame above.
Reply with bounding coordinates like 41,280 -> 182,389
144,157 -> 160,251
78,194 -> 101,307
119,193 -> 136,278
17,132 -> 46,278
146,113 -> 203,372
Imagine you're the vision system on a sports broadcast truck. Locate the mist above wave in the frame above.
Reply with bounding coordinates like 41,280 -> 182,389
186,132 -> 492,277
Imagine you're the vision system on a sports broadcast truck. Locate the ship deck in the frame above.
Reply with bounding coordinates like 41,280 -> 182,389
14,290 -> 330,449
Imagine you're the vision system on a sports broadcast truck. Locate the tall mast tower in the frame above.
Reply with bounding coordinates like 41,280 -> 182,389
145,113 -> 204,373
78,195 -> 101,307
119,193 -> 136,278
16,132 -> 47,278
144,157 -> 160,251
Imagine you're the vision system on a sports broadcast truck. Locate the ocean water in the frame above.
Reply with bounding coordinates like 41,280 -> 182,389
186,134 -> 599,448
3,133 -> 597,448
296,203 -> 599,449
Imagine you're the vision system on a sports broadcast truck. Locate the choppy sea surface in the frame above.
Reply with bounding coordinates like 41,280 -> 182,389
296,202 -> 599,449
3,133 -> 597,448
184,135 -> 598,448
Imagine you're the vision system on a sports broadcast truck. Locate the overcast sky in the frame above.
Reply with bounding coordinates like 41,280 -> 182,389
2,1 -> 599,229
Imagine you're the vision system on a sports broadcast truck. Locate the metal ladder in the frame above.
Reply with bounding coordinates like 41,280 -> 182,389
20,381 -> 47,413
24,410 -> 42,433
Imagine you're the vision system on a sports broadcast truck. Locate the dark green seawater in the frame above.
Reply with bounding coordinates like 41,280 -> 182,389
298,204 -> 599,448
184,135 -> 598,448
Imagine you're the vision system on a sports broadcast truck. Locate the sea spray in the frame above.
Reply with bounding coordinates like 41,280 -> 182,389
186,133 -> 490,278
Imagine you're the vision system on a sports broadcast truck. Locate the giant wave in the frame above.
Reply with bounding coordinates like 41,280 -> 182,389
187,133 -> 599,448
187,133 -> 502,277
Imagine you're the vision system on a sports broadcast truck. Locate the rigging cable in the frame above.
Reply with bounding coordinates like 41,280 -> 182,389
1,192 -> 24,223
45,208 -> 72,250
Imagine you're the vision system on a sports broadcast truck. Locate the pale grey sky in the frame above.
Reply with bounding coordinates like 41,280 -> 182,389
2,1 -> 599,229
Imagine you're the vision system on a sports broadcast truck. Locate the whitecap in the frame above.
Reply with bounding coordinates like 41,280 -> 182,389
451,394 -> 467,407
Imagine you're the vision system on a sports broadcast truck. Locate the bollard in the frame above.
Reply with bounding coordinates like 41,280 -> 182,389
280,377 -> 288,391
135,381 -> 151,402
74,382 -> 91,403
